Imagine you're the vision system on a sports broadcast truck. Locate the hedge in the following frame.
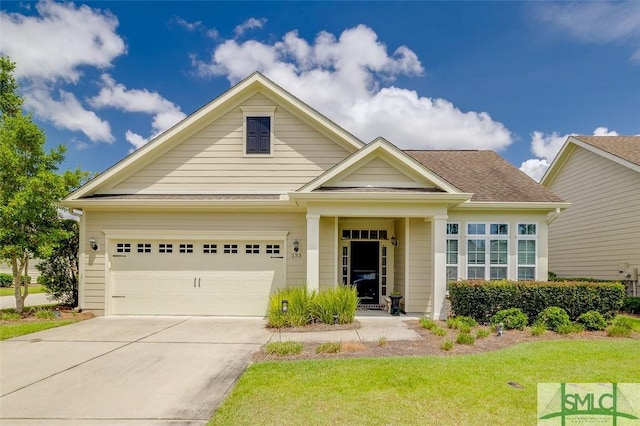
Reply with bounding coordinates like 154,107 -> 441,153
449,280 -> 625,323
622,297 -> 640,315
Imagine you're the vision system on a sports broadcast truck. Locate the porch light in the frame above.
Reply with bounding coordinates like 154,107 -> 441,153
390,236 -> 398,247
293,239 -> 300,253
496,322 -> 504,337
89,237 -> 99,251
281,299 -> 289,313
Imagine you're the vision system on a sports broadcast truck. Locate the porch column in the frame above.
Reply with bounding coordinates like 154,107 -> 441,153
306,213 -> 320,292
431,215 -> 448,320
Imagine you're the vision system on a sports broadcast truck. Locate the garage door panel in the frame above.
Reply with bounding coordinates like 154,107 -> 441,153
109,240 -> 285,316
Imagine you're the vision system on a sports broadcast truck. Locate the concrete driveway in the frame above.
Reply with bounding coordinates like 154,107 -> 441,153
0,316 -> 272,425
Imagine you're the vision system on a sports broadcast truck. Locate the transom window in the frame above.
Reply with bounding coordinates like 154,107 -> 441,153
116,243 -> 131,253
341,229 -> 388,240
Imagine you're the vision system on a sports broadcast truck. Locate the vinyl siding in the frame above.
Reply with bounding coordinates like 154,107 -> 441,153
108,93 -> 351,194
406,218 -> 432,313
330,157 -> 426,188
548,146 -> 640,279
81,210 -> 306,314
0,260 -> 41,283
319,216 -> 336,290
393,219 -> 406,295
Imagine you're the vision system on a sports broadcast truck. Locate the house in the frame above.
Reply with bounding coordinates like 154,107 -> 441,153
541,136 -> 640,294
61,73 -> 568,319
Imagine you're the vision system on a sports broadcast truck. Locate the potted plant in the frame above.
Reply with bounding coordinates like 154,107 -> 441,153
389,291 -> 403,316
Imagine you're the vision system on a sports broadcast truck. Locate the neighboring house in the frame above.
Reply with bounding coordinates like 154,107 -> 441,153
62,73 -> 567,319
541,136 -> 640,293
0,259 -> 41,283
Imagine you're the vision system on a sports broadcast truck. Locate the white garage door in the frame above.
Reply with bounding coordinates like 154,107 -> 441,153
108,239 -> 285,316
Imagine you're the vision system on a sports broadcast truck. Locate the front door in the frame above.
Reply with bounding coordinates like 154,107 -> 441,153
350,241 -> 379,304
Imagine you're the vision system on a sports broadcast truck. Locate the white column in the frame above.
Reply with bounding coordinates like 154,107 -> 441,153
306,213 -> 320,292
431,215 -> 448,320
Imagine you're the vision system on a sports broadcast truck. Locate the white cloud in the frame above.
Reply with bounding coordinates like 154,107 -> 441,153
234,17 -> 267,37
194,25 -> 512,151
0,1 -> 126,82
172,16 -> 203,31
24,84 -> 113,143
534,1 -> 640,62
90,74 -> 186,151
519,127 -> 620,181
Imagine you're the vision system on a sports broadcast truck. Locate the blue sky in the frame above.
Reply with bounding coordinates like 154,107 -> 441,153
1,1 -> 639,181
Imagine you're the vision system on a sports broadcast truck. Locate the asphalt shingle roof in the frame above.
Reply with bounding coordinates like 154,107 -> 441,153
572,136 -> 640,167
405,150 -> 564,203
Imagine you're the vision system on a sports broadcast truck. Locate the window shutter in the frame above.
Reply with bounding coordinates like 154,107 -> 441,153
246,117 -> 270,154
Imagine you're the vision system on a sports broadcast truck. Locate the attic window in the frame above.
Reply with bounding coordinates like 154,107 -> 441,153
242,106 -> 276,156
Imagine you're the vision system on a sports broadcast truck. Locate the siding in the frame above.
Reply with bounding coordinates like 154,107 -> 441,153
393,219 -> 406,295
81,210 -> 306,314
548,146 -> 640,279
319,216 -> 336,290
0,260 -> 41,283
330,157 -> 426,188
406,218 -> 432,313
108,93 -> 351,194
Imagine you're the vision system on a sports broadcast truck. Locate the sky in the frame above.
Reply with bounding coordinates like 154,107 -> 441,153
1,1 -> 639,182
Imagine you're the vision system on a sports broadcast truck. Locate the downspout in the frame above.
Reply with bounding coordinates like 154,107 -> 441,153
546,207 -> 561,225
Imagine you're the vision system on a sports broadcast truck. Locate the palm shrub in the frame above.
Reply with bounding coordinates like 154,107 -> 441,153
491,308 -> 528,330
537,306 -> 571,332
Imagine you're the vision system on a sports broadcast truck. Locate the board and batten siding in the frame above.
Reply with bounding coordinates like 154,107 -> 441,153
108,93 -> 351,194
547,146 -> 640,280
405,218 -> 432,313
80,210 -> 306,314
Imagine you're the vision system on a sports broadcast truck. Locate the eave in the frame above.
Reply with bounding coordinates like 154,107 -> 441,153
452,201 -> 571,211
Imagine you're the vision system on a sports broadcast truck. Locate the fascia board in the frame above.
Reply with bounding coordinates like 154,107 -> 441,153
453,201 -> 571,211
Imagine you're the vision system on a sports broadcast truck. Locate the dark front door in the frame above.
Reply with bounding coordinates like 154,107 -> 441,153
350,241 -> 379,304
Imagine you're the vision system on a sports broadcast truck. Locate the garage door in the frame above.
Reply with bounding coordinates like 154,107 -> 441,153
108,239 -> 285,316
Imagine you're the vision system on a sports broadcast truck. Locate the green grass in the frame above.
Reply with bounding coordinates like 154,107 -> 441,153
617,314 -> 640,332
0,285 -> 46,297
209,339 -> 640,426
0,320 -> 75,340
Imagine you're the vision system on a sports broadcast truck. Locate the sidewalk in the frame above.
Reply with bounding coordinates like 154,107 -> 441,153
271,314 -> 422,343
0,293 -> 52,310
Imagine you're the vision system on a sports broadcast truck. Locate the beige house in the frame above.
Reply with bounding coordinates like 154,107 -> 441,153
541,136 -> 640,292
62,73 -> 567,319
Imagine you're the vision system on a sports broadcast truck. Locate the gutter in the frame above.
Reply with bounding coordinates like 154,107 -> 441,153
547,207 -> 562,225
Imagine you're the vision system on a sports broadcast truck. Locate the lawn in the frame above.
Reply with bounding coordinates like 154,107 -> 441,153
0,320 -> 76,340
209,339 -> 640,426
0,285 -> 46,297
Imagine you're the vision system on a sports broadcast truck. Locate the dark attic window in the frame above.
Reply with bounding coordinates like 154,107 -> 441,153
246,116 -> 270,154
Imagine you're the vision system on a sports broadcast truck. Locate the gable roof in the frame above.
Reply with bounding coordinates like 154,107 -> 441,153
65,72 -> 365,201
406,150 -> 565,203
298,137 -> 463,194
541,136 -> 640,187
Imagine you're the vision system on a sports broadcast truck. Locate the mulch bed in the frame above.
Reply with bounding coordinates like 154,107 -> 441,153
1,306 -> 94,323
254,319 -> 639,362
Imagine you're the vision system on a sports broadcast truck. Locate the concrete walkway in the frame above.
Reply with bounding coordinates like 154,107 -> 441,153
0,293 -> 52,310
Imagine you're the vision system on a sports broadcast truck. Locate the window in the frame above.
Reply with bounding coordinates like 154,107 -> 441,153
159,243 -> 173,253
245,244 -> 260,254
179,243 -> 193,254
116,243 -> 131,253
341,229 -> 388,240
466,223 -> 509,280
137,243 -> 151,253
242,106 -> 275,156
224,244 -> 238,254
266,244 -> 280,254
518,224 -> 537,280
446,223 -> 459,282
203,244 -> 217,254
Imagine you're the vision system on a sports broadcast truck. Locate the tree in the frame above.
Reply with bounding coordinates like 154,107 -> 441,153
0,56 -> 86,312
36,219 -> 80,306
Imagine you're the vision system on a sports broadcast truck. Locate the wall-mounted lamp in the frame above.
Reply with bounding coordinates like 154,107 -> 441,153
281,299 -> 289,313
89,237 -> 99,251
390,236 -> 398,247
293,239 -> 300,253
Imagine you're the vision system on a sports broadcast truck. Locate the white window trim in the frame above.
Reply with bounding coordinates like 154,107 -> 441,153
465,222 -> 510,280
241,106 -> 276,157
516,223 -> 538,281
446,222 -> 460,282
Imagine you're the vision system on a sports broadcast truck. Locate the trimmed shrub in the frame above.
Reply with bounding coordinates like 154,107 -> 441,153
491,308 -> 528,330
577,310 -> 607,331
621,297 -> 640,315
0,273 -> 13,288
449,280 -> 625,323
537,307 -> 571,332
